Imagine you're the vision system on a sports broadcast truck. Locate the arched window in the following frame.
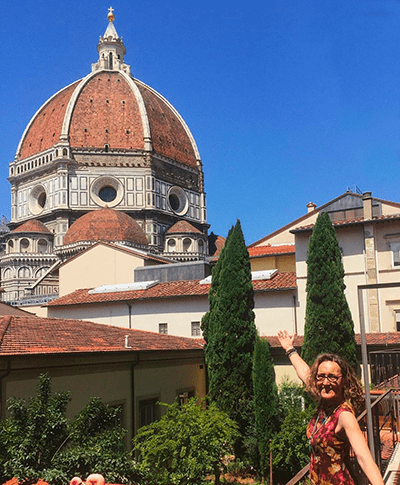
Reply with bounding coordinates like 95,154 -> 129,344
3,268 -> 12,280
20,238 -> 30,252
198,239 -> 204,253
18,267 -> 30,278
36,267 -> 49,278
8,240 -> 14,253
109,52 -> 113,69
167,239 -> 176,252
38,239 -> 48,253
183,238 -> 191,252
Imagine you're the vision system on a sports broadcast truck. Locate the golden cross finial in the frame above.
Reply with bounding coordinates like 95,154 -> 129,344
107,6 -> 115,22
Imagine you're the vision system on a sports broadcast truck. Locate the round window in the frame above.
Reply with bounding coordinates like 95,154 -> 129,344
99,186 -> 117,202
29,185 -> 47,215
167,186 -> 188,216
90,176 -> 124,207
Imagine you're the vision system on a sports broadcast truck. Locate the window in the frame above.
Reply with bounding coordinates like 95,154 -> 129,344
159,323 -> 168,334
191,321 -> 201,337
391,242 -> 400,267
178,390 -> 195,406
139,398 -> 158,428
396,312 -> 400,332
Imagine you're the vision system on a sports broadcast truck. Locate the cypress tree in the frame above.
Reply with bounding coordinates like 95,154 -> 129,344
253,336 -> 279,481
302,212 -> 357,368
202,220 -> 257,456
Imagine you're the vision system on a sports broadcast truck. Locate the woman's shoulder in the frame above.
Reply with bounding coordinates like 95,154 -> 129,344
336,401 -> 355,416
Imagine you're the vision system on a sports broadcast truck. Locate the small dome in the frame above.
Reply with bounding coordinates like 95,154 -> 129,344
166,220 -> 202,234
11,219 -> 52,235
63,207 -> 148,247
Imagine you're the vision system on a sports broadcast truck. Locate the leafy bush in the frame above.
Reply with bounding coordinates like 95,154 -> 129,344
0,374 -> 135,485
133,398 -> 238,485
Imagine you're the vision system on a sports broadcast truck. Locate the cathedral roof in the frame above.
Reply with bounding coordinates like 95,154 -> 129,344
62,207 -> 148,247
16,11 -> 201,170
166,220 -> 202,234
11,219 -> 52,235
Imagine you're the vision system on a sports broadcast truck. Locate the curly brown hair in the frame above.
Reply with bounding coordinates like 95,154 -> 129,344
307,353 -> 364,413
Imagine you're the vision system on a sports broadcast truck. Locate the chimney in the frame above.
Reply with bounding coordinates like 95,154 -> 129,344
306,202 -> 317,213
362,192 -> 373,220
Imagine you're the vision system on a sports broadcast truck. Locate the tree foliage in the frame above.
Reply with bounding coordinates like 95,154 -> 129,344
302,212 -> 357,368
0,373 -> 134,485
271,380 -> 314,482
252,336 -> 279,479
133,398 -> 238,485
201,220 -> 257,456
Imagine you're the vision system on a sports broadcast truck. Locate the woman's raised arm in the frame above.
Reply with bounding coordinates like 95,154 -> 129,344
277,330 -> 310,386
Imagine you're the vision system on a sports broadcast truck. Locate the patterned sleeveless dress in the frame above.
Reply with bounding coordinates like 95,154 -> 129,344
306,401 -> 356,485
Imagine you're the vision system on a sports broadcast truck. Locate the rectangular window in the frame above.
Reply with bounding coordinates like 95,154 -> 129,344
191,321 -> 201,336
139,398 -> 158,428
390,242 -> 400,267
178,390 -> 195,406
159,323 -> 168,334
396,312 -> 400,332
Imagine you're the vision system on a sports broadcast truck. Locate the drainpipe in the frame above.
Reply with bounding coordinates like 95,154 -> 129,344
292,293 -> 298,335
0,360 -> 11,420
127,304 -> 132,329
131,354 -> 140,447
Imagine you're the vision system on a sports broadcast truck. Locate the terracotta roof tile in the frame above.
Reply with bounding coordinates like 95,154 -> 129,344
19,81 -> 80,159
47,272 -> 297,307
166,220 -> 202,234
0,315 -> 204,356
11,219 -> 52,234
69,72 -> 145,150
248,244 -> 295,257
136,81 -> 198,168
266,332 -> 400,348
292,214 -> 400,233
63,207 -> 148,246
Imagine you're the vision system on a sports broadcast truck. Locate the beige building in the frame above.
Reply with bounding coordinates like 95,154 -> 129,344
0,314 -> 206,443
46,271 -> 297,339
250,190 -> 400,335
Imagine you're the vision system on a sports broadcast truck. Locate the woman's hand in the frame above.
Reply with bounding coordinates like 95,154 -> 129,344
277,330 -> 296,352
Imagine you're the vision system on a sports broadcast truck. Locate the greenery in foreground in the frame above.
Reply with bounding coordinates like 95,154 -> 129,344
0,374 -> 134,485
301,211 -> 357,368
133,398 -> 238,485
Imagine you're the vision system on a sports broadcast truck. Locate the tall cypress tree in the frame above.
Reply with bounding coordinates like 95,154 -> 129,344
253,336 -> 279,481
302,212 -> 357,368
202,220 -> 257,456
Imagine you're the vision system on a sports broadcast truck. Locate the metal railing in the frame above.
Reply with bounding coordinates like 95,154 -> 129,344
285,390 -> 400,485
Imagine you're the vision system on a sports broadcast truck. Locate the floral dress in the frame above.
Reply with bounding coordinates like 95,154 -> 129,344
306,401 -> 356,485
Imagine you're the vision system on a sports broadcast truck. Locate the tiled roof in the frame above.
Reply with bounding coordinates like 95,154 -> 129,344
266,332 -> 400,348
63,207 -> 148,246
292,214 -> 400,233
17,73 -> 199,169
11,219 -> 52,234
208,233 -> 226,257
0,315 -> 204,356
47,272 -> 297,307
166,220 -> 202,234
248,244 -> 295,257
19,81 -> 80,159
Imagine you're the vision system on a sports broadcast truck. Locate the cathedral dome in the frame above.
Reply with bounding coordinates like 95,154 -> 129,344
63,207 -> 148,247
15,58 -> 200,169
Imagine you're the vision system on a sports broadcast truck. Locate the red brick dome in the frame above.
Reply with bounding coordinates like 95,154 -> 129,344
16,71 -> 200,169
63,207 -> 148,247
11,219 -> 52,234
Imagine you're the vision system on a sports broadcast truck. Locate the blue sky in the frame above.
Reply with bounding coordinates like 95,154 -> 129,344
1,0 -> 400,245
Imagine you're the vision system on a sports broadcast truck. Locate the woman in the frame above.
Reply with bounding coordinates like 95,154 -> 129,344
277,330 -> 384,485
